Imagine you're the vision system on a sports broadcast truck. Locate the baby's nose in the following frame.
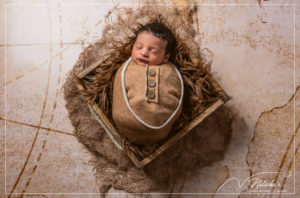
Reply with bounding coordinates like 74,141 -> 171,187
141,48 -> 149,57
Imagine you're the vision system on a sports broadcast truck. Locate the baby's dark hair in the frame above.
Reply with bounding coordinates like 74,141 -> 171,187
135,22 -> 176,54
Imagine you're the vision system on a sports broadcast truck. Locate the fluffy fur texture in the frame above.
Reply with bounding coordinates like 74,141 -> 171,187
63,2 -> 232,195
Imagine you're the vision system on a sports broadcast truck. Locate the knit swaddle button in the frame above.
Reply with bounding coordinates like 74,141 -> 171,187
148,69 -> 156,76
147,91 -> 155,99
148,80 -> 156,87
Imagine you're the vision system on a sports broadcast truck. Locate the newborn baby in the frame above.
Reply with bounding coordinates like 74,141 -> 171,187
112,22 -> 184,145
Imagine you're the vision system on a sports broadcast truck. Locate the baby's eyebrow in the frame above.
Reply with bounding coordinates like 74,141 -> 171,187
135,42 -> 143,46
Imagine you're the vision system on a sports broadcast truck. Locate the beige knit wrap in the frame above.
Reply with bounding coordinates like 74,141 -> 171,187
112,58 -> 183,145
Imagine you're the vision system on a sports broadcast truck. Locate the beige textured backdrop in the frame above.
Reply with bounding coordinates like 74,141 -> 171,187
0,0 -> 299,197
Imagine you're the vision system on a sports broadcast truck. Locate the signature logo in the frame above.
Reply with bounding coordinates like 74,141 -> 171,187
216,172 -> 292,193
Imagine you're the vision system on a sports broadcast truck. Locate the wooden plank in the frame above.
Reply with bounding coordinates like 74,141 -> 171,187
128,152 -> 145,168
90,102 -> 122,143
77,59 -> 103,79
88,103 -> 123,150
138,99 -> 225,168
208,74 -> 231,102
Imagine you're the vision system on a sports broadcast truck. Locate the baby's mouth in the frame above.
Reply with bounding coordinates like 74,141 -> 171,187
137,58 -> 149,64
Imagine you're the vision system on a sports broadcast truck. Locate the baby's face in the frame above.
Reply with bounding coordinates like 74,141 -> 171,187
131,31 -> 170,66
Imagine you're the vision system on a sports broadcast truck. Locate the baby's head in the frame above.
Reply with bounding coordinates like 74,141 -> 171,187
131,22 -> 176,66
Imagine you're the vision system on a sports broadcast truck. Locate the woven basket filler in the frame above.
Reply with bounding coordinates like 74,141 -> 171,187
63,3 -> 230,194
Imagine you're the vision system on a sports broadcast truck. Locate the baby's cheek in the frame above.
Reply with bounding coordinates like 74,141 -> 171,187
131,50 -> 135,57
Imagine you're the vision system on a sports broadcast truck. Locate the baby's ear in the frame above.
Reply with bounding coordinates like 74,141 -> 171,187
163,53 -> 170,62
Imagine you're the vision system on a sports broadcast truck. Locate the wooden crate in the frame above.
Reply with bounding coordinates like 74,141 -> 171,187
76,62 -> 230,169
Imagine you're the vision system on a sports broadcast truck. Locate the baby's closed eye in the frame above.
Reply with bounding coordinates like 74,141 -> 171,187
150,48 -> 160,54
135,45 -> 142,49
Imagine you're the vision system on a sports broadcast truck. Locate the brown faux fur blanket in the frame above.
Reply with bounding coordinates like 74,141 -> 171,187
63,2 -> 233,196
